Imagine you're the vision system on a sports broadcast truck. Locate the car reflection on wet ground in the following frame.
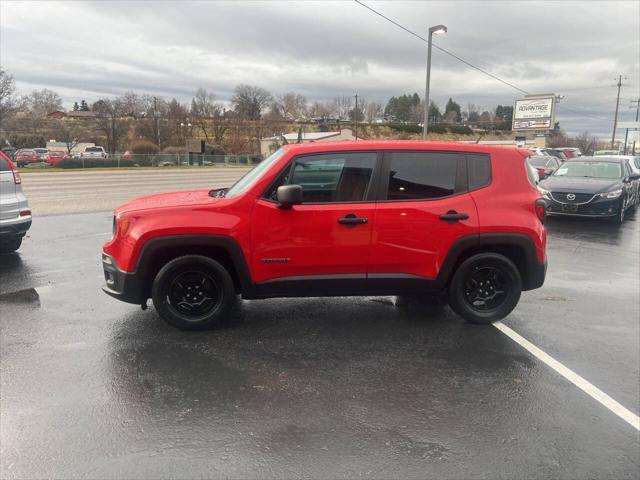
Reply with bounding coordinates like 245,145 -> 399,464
1,211 -> 638,479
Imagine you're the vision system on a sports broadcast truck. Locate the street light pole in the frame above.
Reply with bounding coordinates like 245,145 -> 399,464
423,24 -> 447,140
610,75 -> 623,149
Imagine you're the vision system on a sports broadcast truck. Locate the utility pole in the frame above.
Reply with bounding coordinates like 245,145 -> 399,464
610,75 -> 623,149
631,98 -> 640,155
354,94 -> 358,141
153,96 -> 160,149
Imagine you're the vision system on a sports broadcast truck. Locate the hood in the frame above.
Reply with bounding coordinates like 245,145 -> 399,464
115,189 -> 215,215
539,176 -> 621,194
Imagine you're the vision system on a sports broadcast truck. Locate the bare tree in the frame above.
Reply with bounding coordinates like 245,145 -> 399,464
333,96 -> 353,120
51,120 -> 84,154
26,88 -> 63,117
231,84 -> 272,120
308,100 -> 338,119
364,101 -> 383,122
134,96 -> 184,149
120,91 -> 147,119
93,97 -> 127,153
190,88 -> 224,143
572,132 -> 600,155
274,92 -> 308,120
0,68 -> 23,125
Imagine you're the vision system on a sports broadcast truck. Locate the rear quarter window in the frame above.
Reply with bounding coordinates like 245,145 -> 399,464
467,154 -> 491,190
0,157 -> 9,171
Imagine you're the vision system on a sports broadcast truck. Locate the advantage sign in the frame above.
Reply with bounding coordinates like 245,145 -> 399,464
512,95 -> 555,131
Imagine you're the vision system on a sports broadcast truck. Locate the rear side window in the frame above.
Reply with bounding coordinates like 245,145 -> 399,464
385,151 -> 458,200
467,154 -> 491,190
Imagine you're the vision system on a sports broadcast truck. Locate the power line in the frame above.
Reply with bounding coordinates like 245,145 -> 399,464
354,0 -> 530,95
354,0 -> 616,126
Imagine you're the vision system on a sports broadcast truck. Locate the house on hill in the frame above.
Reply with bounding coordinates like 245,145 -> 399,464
260,128 -> 356,156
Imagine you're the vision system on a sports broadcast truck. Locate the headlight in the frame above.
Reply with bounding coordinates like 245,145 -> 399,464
537,186 -> 550,198
599,189 -> 622,199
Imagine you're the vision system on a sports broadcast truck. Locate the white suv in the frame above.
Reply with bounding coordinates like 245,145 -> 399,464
0,152 -> 31,253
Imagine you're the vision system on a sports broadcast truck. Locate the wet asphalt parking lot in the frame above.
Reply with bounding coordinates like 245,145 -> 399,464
1,209 -> 639,478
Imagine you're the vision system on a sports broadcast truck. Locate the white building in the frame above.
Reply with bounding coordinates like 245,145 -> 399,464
261,128 -> 356,157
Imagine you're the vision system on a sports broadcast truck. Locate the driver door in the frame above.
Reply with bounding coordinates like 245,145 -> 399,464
250,151 -> 380,284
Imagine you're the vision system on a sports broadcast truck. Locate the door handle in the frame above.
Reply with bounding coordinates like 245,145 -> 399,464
439,210 -> 469,222
338,214 -> 368,226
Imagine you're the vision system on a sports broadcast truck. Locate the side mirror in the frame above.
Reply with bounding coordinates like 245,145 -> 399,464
277,184 -> 303,209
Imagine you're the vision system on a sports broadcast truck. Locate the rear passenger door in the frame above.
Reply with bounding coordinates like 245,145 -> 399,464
369,151 -> 481,280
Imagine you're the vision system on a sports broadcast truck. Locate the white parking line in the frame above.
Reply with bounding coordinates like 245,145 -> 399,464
493,321 -> 640,431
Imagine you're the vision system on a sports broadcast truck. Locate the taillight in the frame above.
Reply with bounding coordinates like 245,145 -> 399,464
5,157 -> 21,184
537,168 -> 546,176
535,198 -> 546,223
19,210 -> 31,217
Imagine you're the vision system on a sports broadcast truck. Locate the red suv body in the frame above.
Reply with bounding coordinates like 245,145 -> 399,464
103,141 -> 547,329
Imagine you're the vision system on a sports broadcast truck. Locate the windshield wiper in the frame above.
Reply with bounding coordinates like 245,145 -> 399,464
208,187 -> 228,198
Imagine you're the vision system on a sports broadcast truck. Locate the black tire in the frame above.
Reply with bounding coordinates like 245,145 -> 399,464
448,253 -> 522,324
0,237 -> 22,254
151,255 -> 235,330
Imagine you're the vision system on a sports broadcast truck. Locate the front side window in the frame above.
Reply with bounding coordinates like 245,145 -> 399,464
385,151 -> 459,200
288,152 -> 377,203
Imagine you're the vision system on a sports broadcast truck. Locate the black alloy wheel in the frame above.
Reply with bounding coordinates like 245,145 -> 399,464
152,255 -> 235,330
448,253 -> 522,324
463,266 -> 509,311
167,270 -> 221,318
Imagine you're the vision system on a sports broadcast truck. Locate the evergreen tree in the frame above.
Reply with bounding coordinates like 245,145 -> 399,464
80,100 -> 89,111
73,101 -> 80,111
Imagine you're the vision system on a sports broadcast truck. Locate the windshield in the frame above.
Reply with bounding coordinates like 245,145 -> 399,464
225,148 -> 285,198
86,147 -> 103,152
553,161 -> 621,179
528,156 -> 550,167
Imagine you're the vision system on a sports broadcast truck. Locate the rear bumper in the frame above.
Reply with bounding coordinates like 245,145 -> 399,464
101,253 -> 145,305
525,258 -> 547,291
0,216 -> 31,238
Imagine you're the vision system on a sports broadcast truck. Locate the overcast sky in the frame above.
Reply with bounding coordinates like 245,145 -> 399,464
1,0 -> 639,136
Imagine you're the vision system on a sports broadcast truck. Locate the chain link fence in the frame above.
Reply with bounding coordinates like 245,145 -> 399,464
21,154 -> 260,169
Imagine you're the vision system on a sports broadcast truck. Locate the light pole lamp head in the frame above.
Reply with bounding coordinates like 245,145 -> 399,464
429,24 -> 447,35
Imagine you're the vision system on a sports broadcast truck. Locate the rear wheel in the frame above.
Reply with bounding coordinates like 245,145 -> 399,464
0,237 -> 22,254
151,255 -> 235,330
448,253 -> 522,324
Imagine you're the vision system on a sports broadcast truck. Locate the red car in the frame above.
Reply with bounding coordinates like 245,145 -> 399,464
46,150 -> 71,166
102,141 -> 547,330
14,149 -> 39,167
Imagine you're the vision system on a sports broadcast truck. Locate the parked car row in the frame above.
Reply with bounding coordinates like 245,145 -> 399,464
6,146 -> 107,167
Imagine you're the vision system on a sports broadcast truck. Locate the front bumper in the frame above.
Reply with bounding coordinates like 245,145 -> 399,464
545,196 -> 620,217
102,253 -> 145,305
0,216 -> 32,238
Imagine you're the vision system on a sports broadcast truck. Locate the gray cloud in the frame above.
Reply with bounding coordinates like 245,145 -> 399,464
1,0 -> 638,136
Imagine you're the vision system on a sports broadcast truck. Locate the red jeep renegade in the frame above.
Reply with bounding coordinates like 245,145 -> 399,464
102,141 -> 547,330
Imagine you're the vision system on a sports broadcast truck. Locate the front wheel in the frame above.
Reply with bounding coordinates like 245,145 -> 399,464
151,255 -> 235,330
448,253 -> 522,324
